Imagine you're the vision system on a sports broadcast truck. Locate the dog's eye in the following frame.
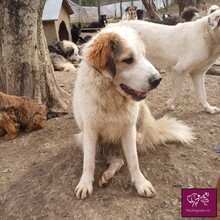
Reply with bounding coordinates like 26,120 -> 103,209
67,48 -> 75,57
122,58 -> 133,64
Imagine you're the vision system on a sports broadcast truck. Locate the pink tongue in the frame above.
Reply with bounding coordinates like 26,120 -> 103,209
136,92 -> 146,97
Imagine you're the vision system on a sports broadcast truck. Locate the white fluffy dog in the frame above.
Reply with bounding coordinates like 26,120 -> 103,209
48,40 -> 81,71
121,6 -> 138,21
118,10 -> 220,114
73,25 -> 193,199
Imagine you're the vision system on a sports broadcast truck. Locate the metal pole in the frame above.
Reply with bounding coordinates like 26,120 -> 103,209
79,0 -> 82,23
115,0 -> 116,18
97,0 -> 100,21
120,0 -> 122,18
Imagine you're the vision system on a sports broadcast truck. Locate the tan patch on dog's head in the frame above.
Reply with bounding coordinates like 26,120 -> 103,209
125,6 -> 137,20
86,32 -> 125,79
126,6 -> 137,13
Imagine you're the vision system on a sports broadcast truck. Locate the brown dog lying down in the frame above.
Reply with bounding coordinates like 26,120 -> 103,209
0,91 -> 47,140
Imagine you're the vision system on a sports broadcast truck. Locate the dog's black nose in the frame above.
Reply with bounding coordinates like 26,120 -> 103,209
149,77 -> 162,89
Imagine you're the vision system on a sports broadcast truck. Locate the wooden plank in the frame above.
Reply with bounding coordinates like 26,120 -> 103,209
81,27 -> 101,32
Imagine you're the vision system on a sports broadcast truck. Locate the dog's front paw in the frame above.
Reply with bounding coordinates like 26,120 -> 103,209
75,179 -> 93,199
63,63 -> 76,72
133,173 -> 155,198
206,106 -> 220,114
4,133 -> 18,140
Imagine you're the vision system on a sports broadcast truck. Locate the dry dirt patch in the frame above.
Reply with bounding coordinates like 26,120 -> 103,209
1,1 -> 220,217
0,68 -> 220,220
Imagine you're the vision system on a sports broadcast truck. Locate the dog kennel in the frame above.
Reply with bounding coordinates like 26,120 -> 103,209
42,0 -> 74,44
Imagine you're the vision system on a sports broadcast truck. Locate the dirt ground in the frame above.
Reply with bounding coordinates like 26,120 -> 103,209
1,1 -> 220,220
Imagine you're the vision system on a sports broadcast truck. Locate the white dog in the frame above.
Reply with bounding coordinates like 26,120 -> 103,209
121,6 -> 138,21
73,25 -> 193,199
117,10 -> 220,114
48,40 -> 81,71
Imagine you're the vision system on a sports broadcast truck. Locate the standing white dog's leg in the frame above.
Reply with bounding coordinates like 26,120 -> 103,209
75,127 -> 98,199
121,125 -> 155,197
190,72 -> 220,114
166,72 -> 185,110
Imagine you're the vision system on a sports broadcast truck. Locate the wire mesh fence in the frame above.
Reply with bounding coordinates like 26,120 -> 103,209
69,0 -> 175,23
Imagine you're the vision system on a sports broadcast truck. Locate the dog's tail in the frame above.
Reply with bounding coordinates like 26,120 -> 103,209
137,102 -> 193,151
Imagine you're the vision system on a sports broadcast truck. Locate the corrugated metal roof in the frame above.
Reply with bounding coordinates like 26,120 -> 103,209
42,0 -> 74,21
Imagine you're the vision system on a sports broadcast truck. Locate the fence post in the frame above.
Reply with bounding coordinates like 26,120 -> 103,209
97,0 -> 100,21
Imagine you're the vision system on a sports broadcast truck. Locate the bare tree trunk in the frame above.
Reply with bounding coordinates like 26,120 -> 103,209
176,0 -> 185,15
120,0 -> 123,18
0,0 -> 69,112
176,0 -> 196,15
162,0 -> 168,11
97,0 -> 100,21
196,0 -> 202,8
114,0 -> 117,18
141,0 -> 161,20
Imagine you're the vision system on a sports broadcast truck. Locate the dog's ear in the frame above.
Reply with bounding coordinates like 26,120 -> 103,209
208,11 -> 220,30
78,23 -> 81,28
86,33 -> 122,79
125,6 -> 130,12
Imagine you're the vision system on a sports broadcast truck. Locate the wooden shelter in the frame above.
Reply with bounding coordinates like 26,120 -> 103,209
42,0 -> 74,44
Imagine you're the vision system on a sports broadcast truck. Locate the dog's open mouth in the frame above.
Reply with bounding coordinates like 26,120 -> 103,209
120,84 -> 147,101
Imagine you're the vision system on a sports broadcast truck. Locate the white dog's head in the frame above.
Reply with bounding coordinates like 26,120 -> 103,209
208,9 -> 220,30
84,26 -> 161,101
61,40 -> 81,62
207,5 -> 219,15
